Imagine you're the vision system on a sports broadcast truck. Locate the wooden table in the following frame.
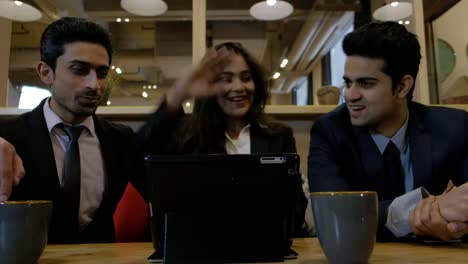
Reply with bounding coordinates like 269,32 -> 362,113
39,238 -> 468,263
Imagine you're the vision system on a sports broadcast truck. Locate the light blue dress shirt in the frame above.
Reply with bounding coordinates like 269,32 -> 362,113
370,115 -> 413,192
370,113 -> 429,237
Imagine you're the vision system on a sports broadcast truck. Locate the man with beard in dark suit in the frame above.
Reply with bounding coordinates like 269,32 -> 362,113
0,17 -> 142,244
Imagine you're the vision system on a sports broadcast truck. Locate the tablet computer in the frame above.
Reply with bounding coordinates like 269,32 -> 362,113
144,153 -> 299,263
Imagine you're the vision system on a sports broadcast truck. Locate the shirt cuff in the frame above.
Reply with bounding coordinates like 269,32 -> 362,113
385,187 -> 430,237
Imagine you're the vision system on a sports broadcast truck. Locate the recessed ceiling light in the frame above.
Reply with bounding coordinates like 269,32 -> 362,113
280,58 -> 288,68
116,17 -> 122,22
124,18 -> 130,22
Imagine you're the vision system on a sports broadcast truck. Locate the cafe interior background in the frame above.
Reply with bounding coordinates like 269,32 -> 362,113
0,0 -> 466,179
1,0 -> 466,109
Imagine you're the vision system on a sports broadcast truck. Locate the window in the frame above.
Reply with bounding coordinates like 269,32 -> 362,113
329,24 -> 353,104
18,86 -> 51,109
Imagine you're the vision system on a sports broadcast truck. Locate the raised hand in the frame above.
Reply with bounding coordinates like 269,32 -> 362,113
166,47 -> 231,111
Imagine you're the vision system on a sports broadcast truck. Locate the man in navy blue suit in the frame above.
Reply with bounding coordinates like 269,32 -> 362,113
308,21 -> 468,241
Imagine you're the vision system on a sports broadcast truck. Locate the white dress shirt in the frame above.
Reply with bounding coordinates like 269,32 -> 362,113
225,124 -> 251,154
43,99 -> 105,230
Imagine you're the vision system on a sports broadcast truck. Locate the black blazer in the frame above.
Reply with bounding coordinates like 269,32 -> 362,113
0,99 -> 138,244
135,103 -> 307,247
308,102 -> 468,241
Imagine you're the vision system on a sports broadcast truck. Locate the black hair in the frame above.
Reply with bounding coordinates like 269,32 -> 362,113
40,16 -> 113,70
342,21 -> 421,101
177,42 -> 282,153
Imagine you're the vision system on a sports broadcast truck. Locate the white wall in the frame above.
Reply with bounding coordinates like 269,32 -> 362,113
432,0 -> 468,98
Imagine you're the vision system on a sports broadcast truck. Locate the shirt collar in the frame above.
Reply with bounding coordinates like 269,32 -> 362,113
43,97 -> 96,137
225,123 -> 251,142
371,112 -> 409,154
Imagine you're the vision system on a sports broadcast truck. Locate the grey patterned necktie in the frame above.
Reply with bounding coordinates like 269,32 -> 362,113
59,124 -> 85,232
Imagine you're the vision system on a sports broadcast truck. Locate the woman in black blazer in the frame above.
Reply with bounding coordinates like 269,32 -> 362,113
142,42 -> 297,155
137,42 -> 307,254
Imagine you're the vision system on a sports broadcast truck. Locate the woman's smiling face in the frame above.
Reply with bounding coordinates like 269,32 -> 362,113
216,53 -> 255,120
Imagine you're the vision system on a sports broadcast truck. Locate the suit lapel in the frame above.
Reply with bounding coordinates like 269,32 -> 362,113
28,100 -> 61,191
93,117 -> 113,202
353,126 -> 385,192
250,124 -> 270,153
92,117 -> 128,209
408,111 -> 431,189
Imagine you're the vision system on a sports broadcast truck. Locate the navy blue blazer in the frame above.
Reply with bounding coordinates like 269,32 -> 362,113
308,102 -> 468,241
0,99 -> 140,244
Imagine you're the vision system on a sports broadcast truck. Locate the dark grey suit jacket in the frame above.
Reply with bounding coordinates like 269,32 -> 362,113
0,99 -> 140,244
308,102 -> 468,241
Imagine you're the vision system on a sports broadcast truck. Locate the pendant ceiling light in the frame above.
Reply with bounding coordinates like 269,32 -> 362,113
0,0 -> 42,22
373,1 -> 413,21
249,0 -> 294,21
120,0 -> 168,16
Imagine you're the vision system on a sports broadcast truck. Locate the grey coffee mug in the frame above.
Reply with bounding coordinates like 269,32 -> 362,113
0,200 -> 53,264
311,191 -> 378,264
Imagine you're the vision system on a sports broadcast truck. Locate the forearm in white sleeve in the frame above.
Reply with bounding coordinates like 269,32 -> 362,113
385,187 -> 430,237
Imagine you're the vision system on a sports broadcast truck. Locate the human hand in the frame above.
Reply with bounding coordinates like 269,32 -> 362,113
443,180 -> 455,194
447,221 -> 468,237
437,182 -> 468,222
166,46 -> 231,111
0,138 -> 24,201
410,196 -> 450,240
409,196 -> 468,240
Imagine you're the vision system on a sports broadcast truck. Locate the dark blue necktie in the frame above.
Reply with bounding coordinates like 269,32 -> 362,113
59,124 -> 85,232
382,141 -> 406,200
